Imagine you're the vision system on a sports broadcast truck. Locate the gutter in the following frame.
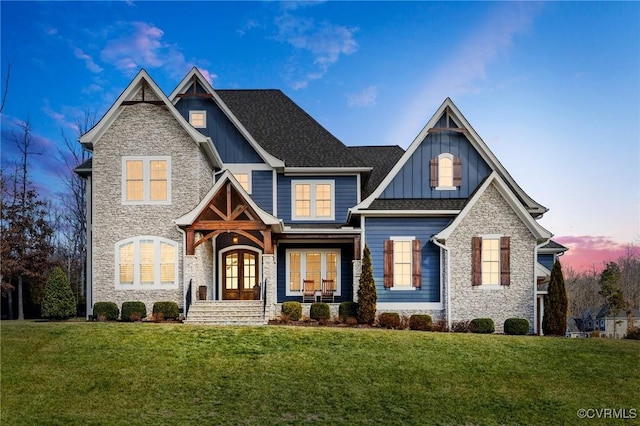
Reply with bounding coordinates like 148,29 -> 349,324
431,237 -> 451,330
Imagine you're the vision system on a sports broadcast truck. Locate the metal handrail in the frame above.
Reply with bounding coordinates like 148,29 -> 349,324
185,279 -> 192,317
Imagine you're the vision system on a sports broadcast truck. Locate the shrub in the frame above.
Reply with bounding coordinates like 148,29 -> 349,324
152,301 -> 179,320
431,318 -> 449,332
281,301 -> 302,321
357,245 -> 377,324
542,260 -> 568,335
93,302 -> 119,321
121,301 -> 147,322
378,312 -> 401,329
504,318 -> 529,335
339,301 -> 359,322
42,267 -> 77,320
310,302 -> 331,321
471,318 -> 495,334
409,314 -> 432,331
625,327 -> 640,340
451,320 -> 474,333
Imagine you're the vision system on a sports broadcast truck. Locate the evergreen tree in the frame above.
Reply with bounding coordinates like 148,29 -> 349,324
599,262 -> 625,337
542,259 -> 568,335
42,267 -> 76,320
357,245 -> 377,324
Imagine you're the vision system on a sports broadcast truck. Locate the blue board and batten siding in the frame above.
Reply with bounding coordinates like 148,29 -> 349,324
276,242 -> 354,303
365,217 -> 451,303
251,170 -> 273,214
277,175 -> 358,224
175,97 -> 263,163
381,131 -> 491,199
537,253 -> 555,271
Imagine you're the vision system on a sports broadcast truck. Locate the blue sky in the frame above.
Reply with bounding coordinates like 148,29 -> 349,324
1,1 -> 638,271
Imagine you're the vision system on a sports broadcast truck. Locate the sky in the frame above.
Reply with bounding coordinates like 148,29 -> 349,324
1,1 -> 638,273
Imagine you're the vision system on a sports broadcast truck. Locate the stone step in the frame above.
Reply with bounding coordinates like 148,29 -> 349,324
185,301 -> 267,325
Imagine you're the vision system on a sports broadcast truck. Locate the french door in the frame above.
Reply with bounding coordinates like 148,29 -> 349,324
222,250 -> 258,300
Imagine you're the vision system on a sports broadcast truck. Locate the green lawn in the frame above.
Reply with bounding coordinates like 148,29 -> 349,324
1,321 -> 638,425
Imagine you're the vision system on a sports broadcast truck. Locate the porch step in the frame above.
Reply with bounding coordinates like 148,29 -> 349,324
184,301 -> 267,326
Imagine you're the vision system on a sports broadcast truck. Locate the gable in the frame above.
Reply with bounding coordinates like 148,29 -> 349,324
353,98 -> 547,216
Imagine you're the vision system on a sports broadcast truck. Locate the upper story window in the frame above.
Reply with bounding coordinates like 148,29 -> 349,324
233,173 -> 251,193
122,156 -> 171,205
189,110 -> 206,128
430,153 -> 461,190
383,237 -> 422,290
471,236 -> 510,287
291,180 -> 334,221
116,236 -> 178,289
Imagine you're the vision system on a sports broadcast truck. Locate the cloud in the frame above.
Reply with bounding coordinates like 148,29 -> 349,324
555,235 -> 635,273
274,11 -> 358,89
41,100 -> 81,134
237,19 -> 264,36
72,46 -> 103,73
347,85 -> 378,107
388,2 -> 544,145
99,21 -> 216,82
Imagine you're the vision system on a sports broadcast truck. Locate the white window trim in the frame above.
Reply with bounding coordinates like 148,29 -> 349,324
291,179 -> 335,221
285,249 -> 341,296
436,153 -> 456,191
478,233 -> 502,289
189,110 -> 207,128
122,156 -> 171,205
389,236 -> 416,291
115,236 -> 179,290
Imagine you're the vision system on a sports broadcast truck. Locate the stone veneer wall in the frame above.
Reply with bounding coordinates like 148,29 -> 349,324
263,254 -> 277,319
91,102 -> 213,316
447,183 -> 536,333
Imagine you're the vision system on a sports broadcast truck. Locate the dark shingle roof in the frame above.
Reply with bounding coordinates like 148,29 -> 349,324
74,157 -> 93,177
348,145 -> 405,198
367,198 -> 467,211
540,240 -> 569,252
216,90 -> 366,168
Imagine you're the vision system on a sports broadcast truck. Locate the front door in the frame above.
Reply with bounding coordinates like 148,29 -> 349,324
223,250 -> 258,300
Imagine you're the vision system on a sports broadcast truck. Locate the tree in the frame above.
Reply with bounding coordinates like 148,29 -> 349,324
42,267 -> 76,320
357,244 -> 376,324
599,262 -> 625,337
0,118 -> 55,319
542,260 -> 568,336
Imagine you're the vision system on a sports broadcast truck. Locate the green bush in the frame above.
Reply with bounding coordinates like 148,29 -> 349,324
281,301 -> 302,321
357,245 -> 377,324
339,301 -> 359,321
93,302 -> 119,321
504,318 -> 529,335
152,301 -> 179,320
310,302 -> 331,320
409,314 -> 432,331
121,301 -> 147,322
42,267 -> 77,320
379,312 -> 401,329
471,318 -> 495,334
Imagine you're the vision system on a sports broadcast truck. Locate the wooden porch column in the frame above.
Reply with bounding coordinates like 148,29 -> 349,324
263,229 -> 273,254
186,229 -> 195,255
354,236 -> 361,260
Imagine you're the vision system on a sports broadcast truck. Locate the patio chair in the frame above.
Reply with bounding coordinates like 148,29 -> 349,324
302,279 -> 316,303
321,279 -> 335,303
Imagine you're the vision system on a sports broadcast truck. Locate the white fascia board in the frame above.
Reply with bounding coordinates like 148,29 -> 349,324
281,226 -> 360,235
168,67 -> 284,169
174,170 -> 282,229
536,262 -> 551,278
284,167 -> 372,176
434,171 -> 552,242
353,210 -> 460,217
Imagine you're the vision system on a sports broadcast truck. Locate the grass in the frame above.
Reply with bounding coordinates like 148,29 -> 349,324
1,321 -> 639,425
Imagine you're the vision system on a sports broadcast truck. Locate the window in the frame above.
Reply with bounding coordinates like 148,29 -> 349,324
115,237 -> 178,289
429,153 -> 461,190
233,173 -> 251,193
291,180 -> 334,220
383,237 -> 422,290
286,249 -> 340,296
122,156 -> 171,204
471,236 -> 510,286
189,110 -> 206,128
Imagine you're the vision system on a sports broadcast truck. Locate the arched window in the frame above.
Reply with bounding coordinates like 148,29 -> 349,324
115,236 -> 179,289
429,153 -> 462,190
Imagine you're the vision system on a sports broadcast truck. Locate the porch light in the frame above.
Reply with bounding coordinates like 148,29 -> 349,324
232,235 -> 239,244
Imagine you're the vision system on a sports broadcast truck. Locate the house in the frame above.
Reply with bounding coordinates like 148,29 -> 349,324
565,316 -> 588,338
582,304 -> 640,338
76,67 -> 564,331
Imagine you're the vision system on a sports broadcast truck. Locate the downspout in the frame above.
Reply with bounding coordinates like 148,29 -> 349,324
431,237 -> 451,330
534,238 -> 551,335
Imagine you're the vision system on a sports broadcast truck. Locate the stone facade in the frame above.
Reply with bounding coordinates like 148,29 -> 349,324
446,183 -> 536,333
91,101 -> 213,316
